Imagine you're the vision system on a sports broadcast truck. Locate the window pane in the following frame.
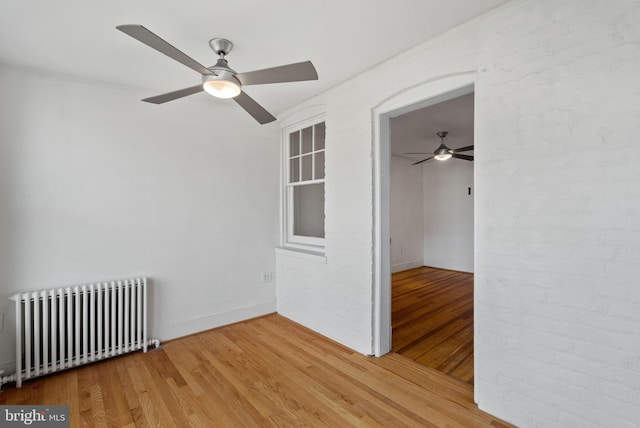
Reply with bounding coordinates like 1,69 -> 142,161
290,158 -> 299,182
293,183 -> 325,238
301,126 -> 313,154
301,154 -> 312,181
314,122 -> 325,150
290,131 -> 300,156
314,151 -> 325,180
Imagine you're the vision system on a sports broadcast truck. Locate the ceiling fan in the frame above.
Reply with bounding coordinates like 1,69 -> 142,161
405,131 -> 474,165
116,25 -> 319,124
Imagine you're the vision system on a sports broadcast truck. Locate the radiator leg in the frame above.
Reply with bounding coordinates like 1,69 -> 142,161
15,295 -> 22,388
1,372 -> 18,389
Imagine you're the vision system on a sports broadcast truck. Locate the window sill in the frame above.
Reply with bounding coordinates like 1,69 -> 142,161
275,246 -> 327,263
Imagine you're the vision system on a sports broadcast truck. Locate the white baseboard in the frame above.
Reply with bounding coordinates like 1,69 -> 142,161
423,260 -> 474,273
391,260 -> 423,273
0,302 -> 277,378
153,301 -> 277,341
0,358 -> 15,376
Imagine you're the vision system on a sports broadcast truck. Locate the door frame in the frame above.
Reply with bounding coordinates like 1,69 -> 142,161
371,73 -> 476,357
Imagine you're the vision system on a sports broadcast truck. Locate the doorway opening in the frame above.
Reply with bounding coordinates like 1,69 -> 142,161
372,74 -> 476,385
389,93 -> 474,383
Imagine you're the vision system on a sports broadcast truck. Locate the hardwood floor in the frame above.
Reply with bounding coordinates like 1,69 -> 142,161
0,314 -> 512,427
392,266 -> 474,384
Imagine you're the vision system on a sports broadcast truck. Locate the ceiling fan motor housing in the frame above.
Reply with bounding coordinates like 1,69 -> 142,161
202,69 -> 241,86
434,144 -> 450,156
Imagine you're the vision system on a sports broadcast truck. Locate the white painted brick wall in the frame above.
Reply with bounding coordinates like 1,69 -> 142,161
277,0 -> 640,426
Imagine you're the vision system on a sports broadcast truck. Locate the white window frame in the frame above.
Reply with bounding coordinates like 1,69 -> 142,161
281,112 -> 326,252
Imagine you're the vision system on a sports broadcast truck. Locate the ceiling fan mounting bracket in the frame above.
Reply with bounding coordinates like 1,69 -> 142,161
209,38 -> 234,57
437,131 -> 448,139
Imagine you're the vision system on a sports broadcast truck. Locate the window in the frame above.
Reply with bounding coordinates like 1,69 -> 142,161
284,120 -> 325,250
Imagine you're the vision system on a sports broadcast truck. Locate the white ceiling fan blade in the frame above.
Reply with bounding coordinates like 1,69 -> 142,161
233,91 -> 276,124
142,85 -> 204,104
117,25 -> 214,76
236,61 -> 318,86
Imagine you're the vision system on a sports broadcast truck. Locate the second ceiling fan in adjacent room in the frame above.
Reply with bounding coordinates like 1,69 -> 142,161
405,131 -> 474,165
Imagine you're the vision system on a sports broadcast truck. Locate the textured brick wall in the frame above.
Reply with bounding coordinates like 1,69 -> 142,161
277,1 -> 640,426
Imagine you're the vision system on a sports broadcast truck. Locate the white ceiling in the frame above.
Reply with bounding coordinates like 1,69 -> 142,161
0,0 -> 506,117
391,92 -> 474,162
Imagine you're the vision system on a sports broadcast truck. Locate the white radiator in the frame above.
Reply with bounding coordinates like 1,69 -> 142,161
2,277 -> 159,388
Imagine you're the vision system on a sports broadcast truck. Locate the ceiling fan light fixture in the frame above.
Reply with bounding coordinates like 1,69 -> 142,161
433,145 -> 452,161
202,72 -> 241,99
434,153 -> 452,161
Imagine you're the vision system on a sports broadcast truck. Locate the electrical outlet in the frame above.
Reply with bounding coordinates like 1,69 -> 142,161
261,272 -> 273,283
0,313 -> 4,332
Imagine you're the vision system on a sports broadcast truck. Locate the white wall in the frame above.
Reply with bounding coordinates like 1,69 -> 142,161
276,1 -> 640,426
423,159 -> 474,272
0,65 -> 280,373
390,156 -> 424,272
390,153 -> 474,274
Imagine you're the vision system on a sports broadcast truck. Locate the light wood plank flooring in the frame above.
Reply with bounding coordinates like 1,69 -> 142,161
0,314 -> 512,427
392,266 -> 474,384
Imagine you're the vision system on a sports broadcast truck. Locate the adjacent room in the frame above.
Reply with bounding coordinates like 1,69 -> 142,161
1,1 -> 639,427
390,92 -> 475,383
